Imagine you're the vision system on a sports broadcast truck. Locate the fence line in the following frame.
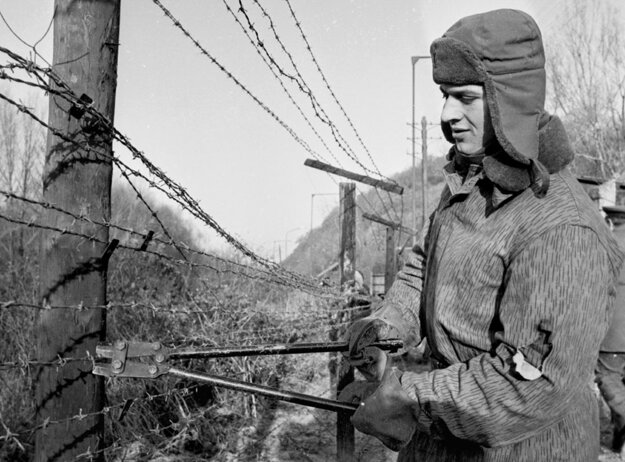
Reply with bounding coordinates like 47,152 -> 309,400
237,0 -> 401,224
0,9 -> 395,456
0,46 -> 331,296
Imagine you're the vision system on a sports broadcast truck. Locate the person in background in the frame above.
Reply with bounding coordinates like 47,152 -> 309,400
340,9 -> 624,462
598,205 -> 625,456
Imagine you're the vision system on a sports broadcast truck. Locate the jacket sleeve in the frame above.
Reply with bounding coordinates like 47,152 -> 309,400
399,224 -> 618,447
369,214 -> 432,344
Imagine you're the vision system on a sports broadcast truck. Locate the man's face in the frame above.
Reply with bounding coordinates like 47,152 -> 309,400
440,84 -> 494,155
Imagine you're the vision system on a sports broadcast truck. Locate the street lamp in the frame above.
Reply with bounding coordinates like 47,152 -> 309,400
411,55 -> 431,246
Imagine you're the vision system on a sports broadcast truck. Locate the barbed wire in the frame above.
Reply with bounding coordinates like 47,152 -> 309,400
0,381 -> 203,442
149,0 -> 326,164
0,355 -> 93,372
282,0 -> 386,182
279,0 -> 404,225
0,299 -> 368,373
238,0 -> 401,225
0,292 -> 369,318
0,207 -> 341,298
220,0 -> 342,171
0,14 -> 394,460
0,49 -> 335,296
147,1 -> 402,235
0,45 -> 397,293
0,47 -> 316,292
214,0 -> 392,247
115,166 -> 188,262
237,1 -> 364,174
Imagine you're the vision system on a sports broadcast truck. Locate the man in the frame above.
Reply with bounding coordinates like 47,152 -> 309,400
341,9 -> 624,461
597,205 -> 625,455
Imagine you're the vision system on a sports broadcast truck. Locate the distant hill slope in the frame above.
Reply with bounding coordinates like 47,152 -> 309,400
284,156 -> 448,285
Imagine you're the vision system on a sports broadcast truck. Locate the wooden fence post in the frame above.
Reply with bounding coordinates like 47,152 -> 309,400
35,1 -> 120,461
336,182 -> 356,461
385,226 -> 397,293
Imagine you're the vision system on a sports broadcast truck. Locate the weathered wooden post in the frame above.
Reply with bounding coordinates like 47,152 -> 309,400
362,212 -> 400,294
302,158 -> 402,461
35,1 -> 120,461
336,182 -> 356,462
385,226 -> 398,292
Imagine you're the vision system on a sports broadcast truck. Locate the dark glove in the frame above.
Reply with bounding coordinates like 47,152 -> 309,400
337,380 -> 379,405
342,317 -> 397,381
350,366 -> 418,452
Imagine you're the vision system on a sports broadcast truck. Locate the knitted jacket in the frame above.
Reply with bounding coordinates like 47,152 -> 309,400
372,116 -> 624,461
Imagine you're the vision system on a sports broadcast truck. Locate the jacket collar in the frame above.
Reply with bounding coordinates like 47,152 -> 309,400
441,112 -> 573,208
442,160 -> 514,209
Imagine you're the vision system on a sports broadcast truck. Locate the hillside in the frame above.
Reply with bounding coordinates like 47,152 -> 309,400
283,156 -> 448,285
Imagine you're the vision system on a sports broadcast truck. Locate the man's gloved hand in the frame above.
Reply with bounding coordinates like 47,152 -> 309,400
337,380 -> 379,405
350,366 -> 418,452
342,317 -> 397,381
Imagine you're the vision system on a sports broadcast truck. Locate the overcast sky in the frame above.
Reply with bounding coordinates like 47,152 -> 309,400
0,0 -> 575,258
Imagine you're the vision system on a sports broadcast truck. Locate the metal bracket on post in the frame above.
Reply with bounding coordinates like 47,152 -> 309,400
109,340 -> 128,375
139,231 -> 155,251
68,93 -> 93,120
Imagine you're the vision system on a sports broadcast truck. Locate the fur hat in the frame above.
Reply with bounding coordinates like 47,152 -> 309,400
431,9 -> 557,195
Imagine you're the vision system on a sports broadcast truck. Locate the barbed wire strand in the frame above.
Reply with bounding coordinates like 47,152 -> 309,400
237,1 -> 364,173
0,208 -> 340,297
0,54 -> 331,295
0,48 -> 311,293
149,1 -> 324,165
0,190 -> 317,295
0,48 -> 393,286
220,0 -> 342,170
280,0 -> 404,224
222,0 -> 392,245
239,0 -> 401,225
283,0 -> 386,180
0,382 -> 202,442
147,2 -> 401,231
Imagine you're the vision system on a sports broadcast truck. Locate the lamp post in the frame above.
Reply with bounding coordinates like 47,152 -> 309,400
411,55 -> 431,246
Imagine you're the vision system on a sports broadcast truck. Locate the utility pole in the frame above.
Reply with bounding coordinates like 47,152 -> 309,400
411,55 -> 430,244
335,182 -> 356,462
36,1 -> 120,461
421,116 -> 428,229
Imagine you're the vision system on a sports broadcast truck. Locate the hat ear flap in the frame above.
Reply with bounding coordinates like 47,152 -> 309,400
485,72 -> 544,166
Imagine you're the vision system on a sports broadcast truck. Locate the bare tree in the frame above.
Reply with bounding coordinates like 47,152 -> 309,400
0,91 -> 45,261
0,93 -> 45,197
545,0 -> 625,180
